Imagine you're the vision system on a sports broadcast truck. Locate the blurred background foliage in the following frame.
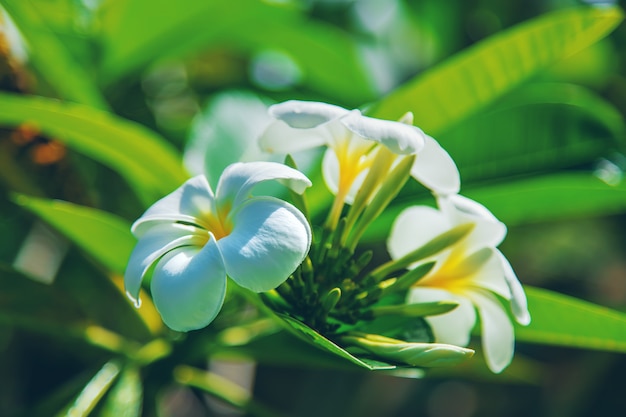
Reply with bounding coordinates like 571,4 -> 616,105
1,0 -> 626,416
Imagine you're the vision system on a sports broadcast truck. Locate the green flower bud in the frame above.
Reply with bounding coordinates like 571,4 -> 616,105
341,333 -> 474,367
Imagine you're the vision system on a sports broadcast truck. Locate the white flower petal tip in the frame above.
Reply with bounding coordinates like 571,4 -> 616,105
124,161 -> 312,331
267,100 -> 350,128
341,111 -> 425,155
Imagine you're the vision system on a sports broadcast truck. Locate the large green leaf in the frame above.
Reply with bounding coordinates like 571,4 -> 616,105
438,83 -> 625,183
364,172 -> 626,242
0,93 -> 188,204
0,0 -> 107,108
13,194 -> 135,275
0,263 -> 84,330
516,286 -> 626,352
97,0 -> 373,102
368,6 -> 624,134
463,173 -> 626,226
0,262 -> 153,345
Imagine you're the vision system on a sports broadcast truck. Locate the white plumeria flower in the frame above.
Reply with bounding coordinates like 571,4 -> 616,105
387,194 -> 530,373
124,161 -> 312,332
259,101 -> 461,206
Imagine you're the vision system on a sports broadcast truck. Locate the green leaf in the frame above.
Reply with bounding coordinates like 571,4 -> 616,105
100,366 -> 143,417
368,6 -> 624,134
0,263 -> 84,330
98,0 -> 373,102
0,0 -> 107,108
57,360 -> 121,417
0,263 -> 153,347
0,93 -> 188,204
463,173 -> 626,226
363,172 -> 626,242
12,194 -> 135,275
274,313 -> 397,370
439,83 -> 625,183
516,286 -> 626,352
235,288 -> 397,370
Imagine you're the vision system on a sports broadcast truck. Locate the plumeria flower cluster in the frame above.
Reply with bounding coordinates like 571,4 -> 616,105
124,100 -> 530,373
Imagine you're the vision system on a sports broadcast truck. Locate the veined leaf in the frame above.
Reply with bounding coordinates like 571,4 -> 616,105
439,83 -> 625,183
363,172 -> 626,242
368,6 -> 624,134
0,0 -> 107,108
516,286 -> 626,352
13,194 -> 135,275
463,173 -> 626,226
0,93 -> 188,204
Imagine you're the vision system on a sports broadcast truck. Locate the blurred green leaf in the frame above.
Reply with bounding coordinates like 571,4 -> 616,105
100,366 -> 143,417
57,360 -> 121,417
175,365 -> 281,417
274,313 -> 396,370
463,173 -> 626,226
369,6 -> 624,134
13,194 -> 135,275
516,286 -> 626,352
0,93 -> 188,204
0,0 -> 107,108
364,172 -> 626,242
439,83 -> 625,183
0,263 -> 84,330
0,263 -> 152,349
98,0 -> 373,102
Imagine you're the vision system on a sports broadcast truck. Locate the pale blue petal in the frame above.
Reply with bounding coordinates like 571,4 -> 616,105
124,223 -> 205,305
150,238 -> 227,332
468,289 -> 515,373
268,100 -> 349,128
132,175 -> 216,237
497,250 -> 531,325
219,197 -> 311,292
411,135 -> 460,195
340,111 -> 425,155
216,161 -> 311,208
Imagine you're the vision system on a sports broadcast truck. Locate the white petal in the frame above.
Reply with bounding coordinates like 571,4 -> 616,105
408,287 -> 476,347
460,248 -> 511,299
497,250 -> 531,325
132,175 -> 216,237
468,290 -> 515,373
124,223 -> 205,304
219,197 -> 311,292
411,135 -> 460,195
216,161 -> 311,209
341,111 -> 425,155
258,119 -> 329,154
268,100 -> 349,128
438,194 -> 507,251
387,206 -> 450,261
150,238 -> 227,332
